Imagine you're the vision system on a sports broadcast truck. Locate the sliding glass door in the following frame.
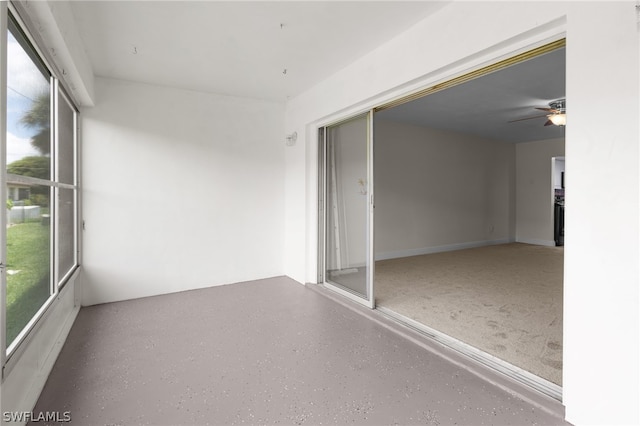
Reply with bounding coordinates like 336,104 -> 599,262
320,111 -> 374,308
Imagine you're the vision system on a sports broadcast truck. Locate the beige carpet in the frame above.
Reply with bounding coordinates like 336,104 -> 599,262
375,243 -> 563,385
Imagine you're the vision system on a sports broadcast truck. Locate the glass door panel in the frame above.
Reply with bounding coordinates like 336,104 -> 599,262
323,112 -> 374,307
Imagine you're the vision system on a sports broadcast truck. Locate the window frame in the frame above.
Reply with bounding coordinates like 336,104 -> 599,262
1,4 -> 80,368
55,84 -> 79,289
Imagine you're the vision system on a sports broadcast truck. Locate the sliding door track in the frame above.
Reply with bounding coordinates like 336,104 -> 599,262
310,282 -> 564,418
376,305 -> 563,401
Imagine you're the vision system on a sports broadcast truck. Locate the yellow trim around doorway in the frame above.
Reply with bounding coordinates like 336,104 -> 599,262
375,38 -> 566,113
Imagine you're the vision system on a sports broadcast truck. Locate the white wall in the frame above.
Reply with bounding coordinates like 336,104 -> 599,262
82,77 -> 285,305
515,138 -> 565,245
563,2 -> 639,423
374,119 -> 515,259
285,2 -> 639,424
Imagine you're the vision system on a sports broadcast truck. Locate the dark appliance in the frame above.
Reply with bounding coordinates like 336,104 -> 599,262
554,197 -> 564,246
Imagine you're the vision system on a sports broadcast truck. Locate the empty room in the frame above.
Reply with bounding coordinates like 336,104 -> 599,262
1,1 -> 638,426
372,45 -> 566,391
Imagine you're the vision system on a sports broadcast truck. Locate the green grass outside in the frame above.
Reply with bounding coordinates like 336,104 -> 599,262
5,221 -> 51,346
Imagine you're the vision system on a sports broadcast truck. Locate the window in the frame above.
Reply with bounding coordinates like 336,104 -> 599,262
55,90 -> 78,286
4,13 -> 79,354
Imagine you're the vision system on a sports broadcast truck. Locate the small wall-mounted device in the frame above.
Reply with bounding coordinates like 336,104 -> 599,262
286,131 -> 297,147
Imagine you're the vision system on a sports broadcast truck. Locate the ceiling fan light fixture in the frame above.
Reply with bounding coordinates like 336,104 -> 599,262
508,98 -> 566,127
548,113 -> 566,126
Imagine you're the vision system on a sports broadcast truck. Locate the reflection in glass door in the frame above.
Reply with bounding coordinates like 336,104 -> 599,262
321,112 -> 374,308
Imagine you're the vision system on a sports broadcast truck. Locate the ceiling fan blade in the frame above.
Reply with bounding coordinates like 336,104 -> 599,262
536,107 -> 561,114
508,114 -> 549,123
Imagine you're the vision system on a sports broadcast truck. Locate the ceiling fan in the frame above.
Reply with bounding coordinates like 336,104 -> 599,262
509,98 -> 566,126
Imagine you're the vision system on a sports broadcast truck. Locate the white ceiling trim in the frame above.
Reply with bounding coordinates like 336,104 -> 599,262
14,0 -> 95,106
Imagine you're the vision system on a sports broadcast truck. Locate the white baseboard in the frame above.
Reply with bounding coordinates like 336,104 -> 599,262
375,238 -> 514,261
515,237 -> 556,247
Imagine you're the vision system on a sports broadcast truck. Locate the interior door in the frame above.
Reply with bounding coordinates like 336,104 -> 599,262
321,111 -> 374,308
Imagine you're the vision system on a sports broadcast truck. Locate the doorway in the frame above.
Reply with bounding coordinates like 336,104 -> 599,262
318,40 -> 566,399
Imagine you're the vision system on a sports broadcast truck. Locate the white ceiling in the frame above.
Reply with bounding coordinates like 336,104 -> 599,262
69,1 -> 445,101
68,1 -> 565,143
377,47 -> 566,143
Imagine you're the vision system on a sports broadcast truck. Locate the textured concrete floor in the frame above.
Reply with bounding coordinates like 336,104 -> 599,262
31,276 -> 569,425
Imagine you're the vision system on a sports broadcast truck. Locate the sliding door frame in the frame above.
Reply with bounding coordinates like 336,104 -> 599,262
315,38 -> 566,401
318,110 -> 375,309
0,0 -> 7,370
